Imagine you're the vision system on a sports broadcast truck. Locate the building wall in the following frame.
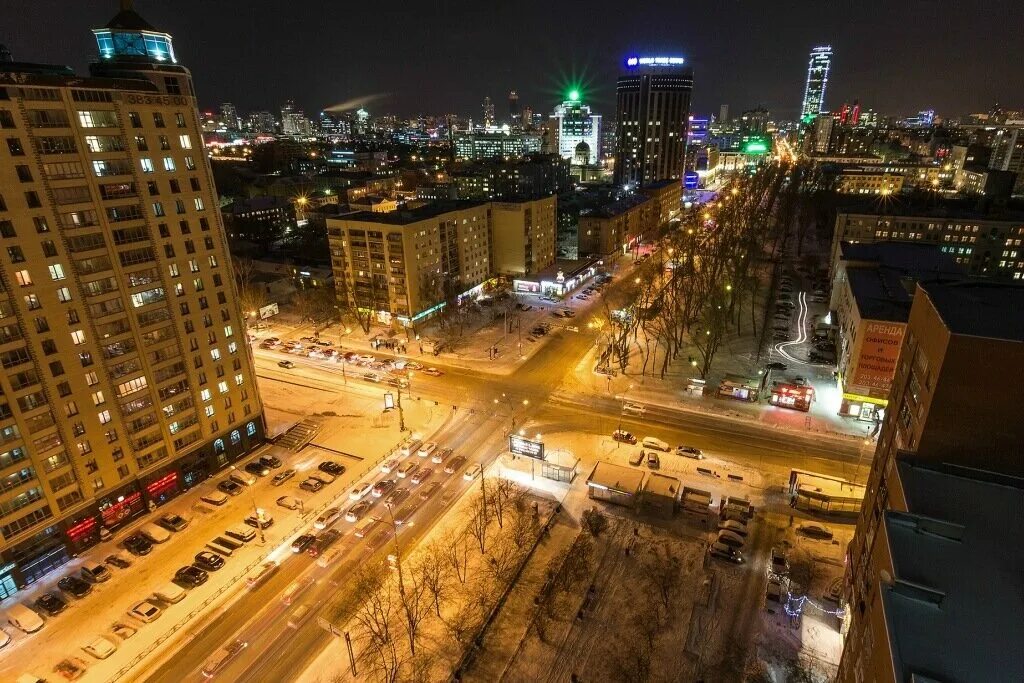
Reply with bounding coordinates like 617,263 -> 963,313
639,181 -> 682,225
0,70 -> 263,586
490,196 -> 556,276
836,173 -> 904,195
578,197 -> 657,256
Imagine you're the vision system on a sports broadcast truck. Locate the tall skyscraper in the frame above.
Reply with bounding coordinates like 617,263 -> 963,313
614,55 -> 693,188
718,104 -> 729,124
218,103 -> 239,133
0,3 -> 263,590
482,96 -> 495,128
801,46 -> 833,122
552,91 -> 602,164
508,90 -> 520,124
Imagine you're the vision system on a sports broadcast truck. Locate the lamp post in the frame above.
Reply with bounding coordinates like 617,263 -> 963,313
494,393 -> 528,435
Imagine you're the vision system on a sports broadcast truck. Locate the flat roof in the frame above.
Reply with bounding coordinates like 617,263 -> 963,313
642,472 -> 681,499
586,461 -> 645,495
522,258 -> 600,282
581,193 -> 651,219
846,268 -> 914,323
338,200 -> 488,225
882,459 -> 1024,681
836,196 -> 1024,223
918,281 -> 1024,342
838,241 -> 961,276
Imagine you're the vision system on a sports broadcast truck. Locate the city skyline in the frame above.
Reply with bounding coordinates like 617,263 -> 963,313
3,0 -> 1022,120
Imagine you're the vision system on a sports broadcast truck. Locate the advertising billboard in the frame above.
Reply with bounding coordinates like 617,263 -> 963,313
509,435 -> 545,460
851,322 -> 906,393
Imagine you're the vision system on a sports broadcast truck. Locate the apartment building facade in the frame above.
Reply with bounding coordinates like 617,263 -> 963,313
0,7 -> 263,593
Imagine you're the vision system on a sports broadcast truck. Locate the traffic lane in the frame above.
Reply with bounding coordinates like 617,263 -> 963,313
228,413 -> 502,682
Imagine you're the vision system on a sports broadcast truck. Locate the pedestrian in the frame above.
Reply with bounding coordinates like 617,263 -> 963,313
419,343 -> 423,354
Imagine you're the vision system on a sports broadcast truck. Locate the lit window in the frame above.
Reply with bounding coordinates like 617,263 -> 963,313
205,405 -> 215,418
235,373 -> 244,386
163,157 -> 176,172
49,264 -> 66,280
14,270 -> 32,287
210,348 -> 221,361
194,197 -> 205,211
98,410 -> 111,425
57,287 -> 72,303
178,134 -> 192,149
140,158 -> 154,173
70,330 -> 86,345
91,390 -> 105,406
218,381 -> 228,394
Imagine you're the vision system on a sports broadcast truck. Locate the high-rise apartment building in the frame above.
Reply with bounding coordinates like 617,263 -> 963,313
552,93 -> 602,165
988,126 -> 1024,196
614,55 -> 693,188
0,5 -> 263,592
507,91 -> 519,124
801,46 -> 833,122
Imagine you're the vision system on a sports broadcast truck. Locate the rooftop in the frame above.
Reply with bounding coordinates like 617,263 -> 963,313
836,195 -> 1024,223
337,200 -> 488,225
846,268 -> 915,323
581,193 -> 651,219
228,196 -> 293,214
643,472 -> 681,499
104,8 -> 158,32
918,281 -> 1024,342
838,241 -> 962,276
882,459 -> 1024,681
586,461 -> 645,495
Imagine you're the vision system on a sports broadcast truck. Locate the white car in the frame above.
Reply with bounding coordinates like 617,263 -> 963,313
463,464 -> 482,481
309,471 -> 335,485
128,601 -> 162,624
276,495 -> 303,510
82,635 -> 118,659
718,519 -> 749,537
622,402 -> 646,415
314,508 -> 342,530
641,437 -> 670,452
417,442 -> 438,459
349,482 -> 373,500
380,458 -> 399,474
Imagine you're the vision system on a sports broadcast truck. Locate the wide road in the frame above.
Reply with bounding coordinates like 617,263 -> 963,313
142,277 -> 863,682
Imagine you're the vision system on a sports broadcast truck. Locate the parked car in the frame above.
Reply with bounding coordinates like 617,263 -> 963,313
276,495 -> 303,510
718,519 -> 749,537
444,455 -> 467,474
708,542 -> 743,564
173,565 -> 209,588
309,471 -> 335,485
128,601 -> 162,624
105,553 -> 131,569
229,471 -> 256,487
345,500 -> 371,523
156,513 -> 189,532
314,508 -> 342,530
372,479 -> 396,497
300,478 -> 324,493
244,461 -> 270,477
80,562 -> 111,583
646,451 -> 660,469
111,622 -> 137,640
34,592 -> 68,616
123,533 -> 153,556
217,479 -> 243,496
307,529 -> 342,558
139,523 -> 171,544
411,467 -> 432,485
200,490 -> 229,506
272,469 -> 296,486
319,461 -> 345,476
717,530 -> 745,549
612,429 -> 637,444
798,522 -> 834,540
82,635 -> 118,660
260,455 -> 283,469
641,437 -> 670,452
770,548 -> 789,575
463,463 -> 482,481
277,360 -> 296,369
676,445 -> 704,459
244,513 -> 274,529
291,534 -> 316,554
193,551 -> 225,572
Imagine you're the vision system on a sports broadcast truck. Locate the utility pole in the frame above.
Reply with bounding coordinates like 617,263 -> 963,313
396,388 -> 406,432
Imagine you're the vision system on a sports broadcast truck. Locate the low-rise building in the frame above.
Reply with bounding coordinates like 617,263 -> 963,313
638,179 -> 682,225
350,195 -> 399,213
834,167 -> 905,195
640,473 -> 680,516
578,194 -> 657,257
454,130 -> 542,160
586,462 -> 645,507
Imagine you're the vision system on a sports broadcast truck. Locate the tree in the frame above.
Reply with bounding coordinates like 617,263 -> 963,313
291,287 -> 337,335
642,542 -> 682,612
397,555 -> 430,657
442,531 -> 469,584
581,507 -> 609,537
419,542 -> 450,619
690,292 -> 730,379
489,478 -> 524,530
555,536 -> 592,592
232,257 -> 270,323
468,493 -> 490,554
349,562 -> 401,683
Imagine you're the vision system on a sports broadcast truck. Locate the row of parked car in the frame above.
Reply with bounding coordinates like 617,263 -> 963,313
263,336 -> 445,377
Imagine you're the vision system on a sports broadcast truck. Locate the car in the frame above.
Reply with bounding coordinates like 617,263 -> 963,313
259,340 -> 276,350
194,551 -> 225,572
174,565 -> 209,588
718,519 -> 749,537
622,402 -> 646,415
319,461 -> 345,476
432,447 -> 453,464
55,657 -> 89,680
244,461 -> 270,477
229,471 -> 256,487
411,467 -> 433,485
419,481 -> 442,500
34,591 -> 68,616
641,437 -> 670,452
531,326 -> 547,336
201,639 -> 249,679
278,360 -> 296,369
349,481 -> 373,500
105,553 -> 131,569
422,367 -> 443,377
139,522 -> 170,543
396,460 -> 419,479
260,454 -> 283,469
200,491 -> 229,506
362,371 -> 382,383
463,463 -> 482,481
717,529 -> 745,549
417,442 -> 438,459
272,469 -> 296,486
123,533 -> 153,556
646,451 -> 659,469
276,495 -> 303,510
372,479 -> 396,497
157,513 -> 189,532
708,541 -> 743,564
444,455 -> 467,474
380,457 -> 401,474
244,514 -> 274,529
676,446 -> 704,459
80,562 -> 112,583
291,534 -> 317,554
345,500 -> 371,523
128,601 -> 162,623
217,479 -> 243,496
299,478 -> 324,493
309,471 -> 335,485
264,337 -> 281,345
307,529 -> 343,558
612,429 -> 637,444
111,622 -> 137,640
384,487 -> 409,507
798,522 -> 834,540
314,508 -> 342,530
770,548 -> 789,576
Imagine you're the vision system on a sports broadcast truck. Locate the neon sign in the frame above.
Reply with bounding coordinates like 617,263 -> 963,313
626,56 -> 686,68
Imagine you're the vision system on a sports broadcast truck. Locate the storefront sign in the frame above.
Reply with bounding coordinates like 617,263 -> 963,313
259,303 -> 279,319
509,435 -> 545,460
852,322 -> 906,392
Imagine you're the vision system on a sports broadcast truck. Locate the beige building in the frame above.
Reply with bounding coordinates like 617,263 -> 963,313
835,168 -> 904,195
490,195 -> 556,276
0,7 -> 263,592
578,193 -> 657,257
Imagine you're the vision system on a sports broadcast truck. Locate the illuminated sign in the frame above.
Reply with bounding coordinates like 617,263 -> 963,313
509,435 -> 545,460
259,303 -> 279,320
625,56 -> 686,68
743,141 -> 768,154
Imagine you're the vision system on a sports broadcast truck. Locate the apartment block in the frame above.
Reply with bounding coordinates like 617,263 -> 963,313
490,195 -> 556,277
0,7 -> 263,593
578,193 -> 657,257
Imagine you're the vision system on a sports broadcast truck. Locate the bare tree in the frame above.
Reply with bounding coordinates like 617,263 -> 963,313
350,563 -> 401,683
642,542 -> 682,612
419,542 -> 450,618
555,535 -> 593,592
232,257 -> 269,322
441,531 -> 469,584
488,478 -> 524,529
397,556 -> 430,657
468,494 -> 490,554
581,507 -> 609,537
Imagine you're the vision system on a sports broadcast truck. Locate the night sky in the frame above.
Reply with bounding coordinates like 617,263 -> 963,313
4,1 -> 1022,121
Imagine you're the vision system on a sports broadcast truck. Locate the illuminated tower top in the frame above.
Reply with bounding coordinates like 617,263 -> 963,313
92,0 -> 177,64
801,46 -> 832,123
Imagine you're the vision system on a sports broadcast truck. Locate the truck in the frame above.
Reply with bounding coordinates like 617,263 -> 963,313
720,495 -> 754,522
